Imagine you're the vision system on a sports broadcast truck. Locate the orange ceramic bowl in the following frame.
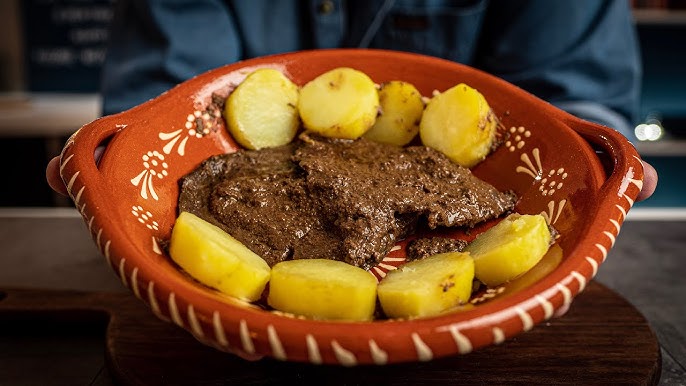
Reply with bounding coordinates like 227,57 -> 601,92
60,49 -> 644,365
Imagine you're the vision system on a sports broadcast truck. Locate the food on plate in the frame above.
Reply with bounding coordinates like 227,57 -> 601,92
167,66 -> 559,321
268,259 -> 377,321
177,134 -> 517,270
419,83 -> 498,167
405,237 -> 468,262
498,243 -> 563,296
224,68 -> 300,149
363,81 -> 424,146
298,67 -> 379,139
169,211 -> 271,301
464,213 -> 553,286
377,252 -> 474,318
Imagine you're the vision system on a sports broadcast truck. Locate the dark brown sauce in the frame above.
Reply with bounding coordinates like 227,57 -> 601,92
405,237 -> 469,261
178,133 -> 517,269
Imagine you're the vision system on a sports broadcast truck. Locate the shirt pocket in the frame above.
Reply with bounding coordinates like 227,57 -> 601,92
373,0 -> 488,63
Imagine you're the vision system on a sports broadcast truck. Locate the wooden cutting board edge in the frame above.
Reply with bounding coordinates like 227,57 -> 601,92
0,281 -> 662,385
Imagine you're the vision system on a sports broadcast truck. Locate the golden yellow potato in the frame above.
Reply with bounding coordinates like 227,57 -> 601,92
224,68 -> 300,149
363,81 -> 424,146
268,259 -> 377,321
501,243 -> 563,296
419,83 -> 497,167
377,252 -> 474,319
465,214 -> 552,287
169,211 -> 271,302
298,67 -> 379,139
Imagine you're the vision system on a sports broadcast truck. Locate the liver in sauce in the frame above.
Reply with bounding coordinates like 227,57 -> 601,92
178,134 -> 517,269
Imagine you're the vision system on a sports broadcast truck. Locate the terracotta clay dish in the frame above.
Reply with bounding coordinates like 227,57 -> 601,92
59,49 -> 644,365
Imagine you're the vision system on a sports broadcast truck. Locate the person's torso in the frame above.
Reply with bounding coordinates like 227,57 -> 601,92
229,0 -> 489,64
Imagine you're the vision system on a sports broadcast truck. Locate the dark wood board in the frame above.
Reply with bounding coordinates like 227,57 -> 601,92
0,281 -> 661,385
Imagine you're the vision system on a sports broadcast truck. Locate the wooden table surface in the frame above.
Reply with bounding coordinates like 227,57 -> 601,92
0,207 -> 684,385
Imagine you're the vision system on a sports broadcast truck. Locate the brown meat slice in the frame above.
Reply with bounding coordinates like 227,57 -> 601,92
293,135 -> 516,267
178,135 -> 516,269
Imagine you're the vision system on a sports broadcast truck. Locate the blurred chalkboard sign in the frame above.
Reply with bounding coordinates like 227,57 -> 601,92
21,0 -> 114,93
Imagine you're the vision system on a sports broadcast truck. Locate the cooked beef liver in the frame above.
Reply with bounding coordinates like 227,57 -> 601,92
406,237 -> 469,261
178,134 -> 516,269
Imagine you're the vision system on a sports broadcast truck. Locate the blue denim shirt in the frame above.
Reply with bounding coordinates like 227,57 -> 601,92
102,0 -> 641,138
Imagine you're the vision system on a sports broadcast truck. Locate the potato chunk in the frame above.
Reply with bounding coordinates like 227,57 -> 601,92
501,244 -> 563,296
268,259 -> 377,321
298,67 -> 379,139
419,83 -> 497,167
465,214 -> 552,287
377,252 -> 475,319
224,68 -> 300,149
169,212 -> 271,302
363,81 -> 424,146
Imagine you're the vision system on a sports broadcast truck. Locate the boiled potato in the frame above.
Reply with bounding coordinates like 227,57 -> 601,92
169,211 -> 271,302
465,214 -> 552,287
419,83 -> 497,167
298,67 -> 379,139
363,81 -> 424,146
501,243 -> 563,296
224,68 -> 300,149
268,259 -> 377,321
377,252 -> 474,319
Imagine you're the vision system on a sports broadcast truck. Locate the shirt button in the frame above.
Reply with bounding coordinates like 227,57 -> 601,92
318,0 -> 335,15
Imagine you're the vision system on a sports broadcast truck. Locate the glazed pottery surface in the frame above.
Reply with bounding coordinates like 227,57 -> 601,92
59,49 -> 644,365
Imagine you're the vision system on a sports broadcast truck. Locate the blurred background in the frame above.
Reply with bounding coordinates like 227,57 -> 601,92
0,0 -> 684,208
